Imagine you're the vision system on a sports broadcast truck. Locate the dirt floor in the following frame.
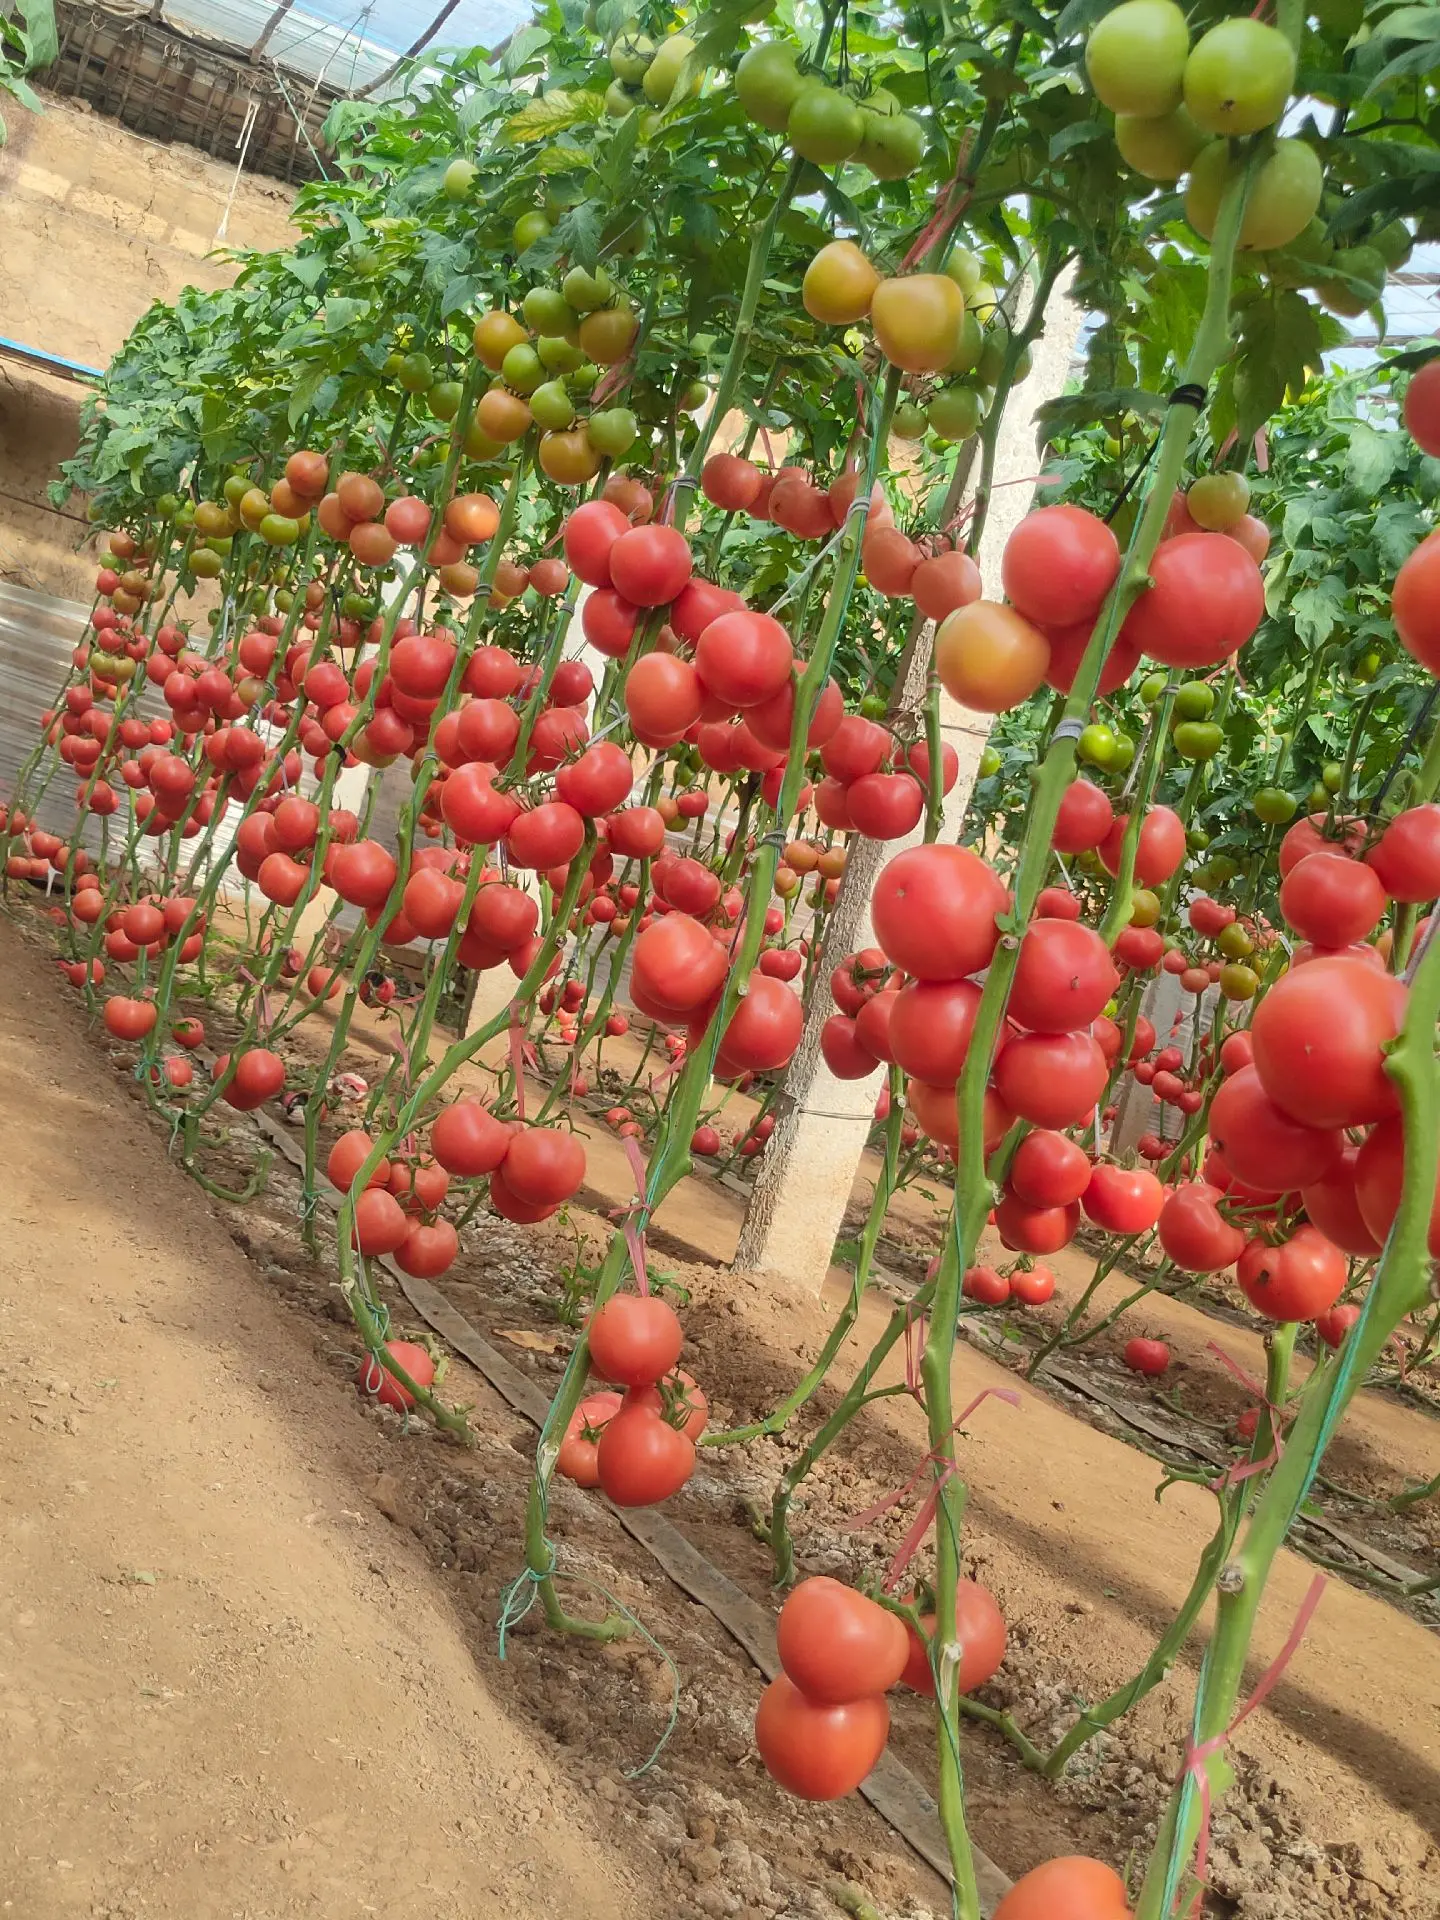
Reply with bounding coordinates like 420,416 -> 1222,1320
2,907 -> 1440,1920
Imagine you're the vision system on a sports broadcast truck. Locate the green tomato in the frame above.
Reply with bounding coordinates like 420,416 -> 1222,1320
679,378 -> 708,413
530,379 -> 576,431
155,492 -> 182,517
978,745 -> 1002,778
424,379 -> 460,421
274,588 -> 294,613
1306,780 -> 1332,813
222,473 -> 250,506
1252,785 -> 1299,825
1186,826 -> 1211,851
1217,921 -> 1254,960
443,159 -> 477,200
1184,19 -> 1296,135
860,692 -> 890,721
1187,470 -> 1250,529
1173,720 -> 1224,761
609,30 -> 654,84
927,386 -> 983,442
1372,219 -> 1413,270
523,287 -> 580,338
259,513 -> 300,548
500,344 -> 545,394
462,418 -> 504,460
1186,138 -> 1323,251
643,33 -> 699,107
1139,671 -> 1169,706
512,210 -> 553,251
1353,648 -> 1383,683
587,406 -> 639,457
1085,0 -> 1190,117
976,331 -> 1007,388
968,280 -> 998,317
1129,888 -> 1162,928
605,79 -> 638,117
945,310 -> 984,377
562,264 -> 614,313
1174,679 -> 1216,720
567,361 -> 601,397
1321,760 -> 1345,794
788,84 -> 864,165
1315,245 -> 1387,318
1079,723 -> 1118,767
891,401 -> 929,442
604,209 -> 652,256
943,247 -> 982,300
1114,106 -> 1205,182
398,352 -> 434,395
734,40 -> 804,132
856,108 -> 926,181
537,333 -> 587,373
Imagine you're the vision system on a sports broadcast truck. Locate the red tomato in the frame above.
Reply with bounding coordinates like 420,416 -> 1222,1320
1208,1066 -> 1343,1194
754,1677 -> 889,1800
1354,1114 -> 1440,1258
712,974 -> 803,1073
1279,850 -> 1387,947
625,1368 -> 708,1441
1097,805 -> 1186,886
995,1189 -> 1081,1253
1008,1129 -> 1092,1208
871,844 -> 1008,980
900,1577 -> 1007,1695
993,1030 -> 1107,1129
1122,1337 -> 1170,1377
1036,885 -> 1083,920
103,995 -> 157,1041
355,1339 -> 435,1413
1367,804 -> 1440,902
888,978 -> 983,1086
608,525 -> 693,607
222,1048 -> 285,1110
963,1263 -> 1012,1303
992,1856 -> 1131,1920
556,1390 -> 624,1487
1001,504 -> 1120,628
1121,532 -> 1264,668
1158,1182 -> 1246,1273
1237,1225 -> 1347,1322
563,499 -> 630,586
1315,1303 -> 1361,1350
632,913 -> 728,1015
556,742 -> 635,816
1393,528 -> 1440,674
595,1404 -> 696,1504
587,1294 -> 684,1387
326,1128 -> 391,1192
777,1578 -> 909,1703
1250,955 -> 1405,1130
847,771 -> 925,841
625,652 -> 705,746
1300,1147 -> 1383,1257
821,1015 -> 880,1079
1009,1263 -> 1056,1306
1009,920 -> 1119,1033
694,609 -> 793,708
353,1186 -> 410,1255
394,1218 -> 459,1278
1278,811 -> 1367,877
1082,1164 -> 1165,1234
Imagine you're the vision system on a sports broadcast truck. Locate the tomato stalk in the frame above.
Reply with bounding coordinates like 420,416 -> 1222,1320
1098,686 -> 1176,945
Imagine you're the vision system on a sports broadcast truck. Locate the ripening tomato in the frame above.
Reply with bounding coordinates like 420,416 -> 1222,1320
935,601 -> 1051,712
1083,1164 -> 1165,1234
1009,1129 -> 1092,1208
1237,1225 -> 1347,1322
1008,920 -> 1119,1033
777,1578 -> 909,1703
595,1404 -> 696,1505
1250,956 -> 1405,1130
871,844 -> 1008,980
1001,504 -> 1120,629
869,273 -> 965,374
992,1854 -> 1131,1920
1122,532 -> 1264,668
754,1677 -> 890,1801
900,1577 -> 1007,1696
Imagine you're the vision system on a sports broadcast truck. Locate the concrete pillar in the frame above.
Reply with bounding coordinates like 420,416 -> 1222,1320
733,268 -> 1086,1288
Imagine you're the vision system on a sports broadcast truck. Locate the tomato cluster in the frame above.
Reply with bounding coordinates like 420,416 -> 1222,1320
555,1294 -> 706,1506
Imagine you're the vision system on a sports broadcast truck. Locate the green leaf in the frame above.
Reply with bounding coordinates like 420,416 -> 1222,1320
284,253 -> 327,293
504,89 -> 605,145
501,25 -> 552,75
323,296 -> 366,335
0,72 -> 42,111
1344,420 -> 1401,497
1290,576 -> 1347,647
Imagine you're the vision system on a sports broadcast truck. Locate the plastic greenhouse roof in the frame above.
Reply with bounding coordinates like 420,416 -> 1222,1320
159,0 -> 534,87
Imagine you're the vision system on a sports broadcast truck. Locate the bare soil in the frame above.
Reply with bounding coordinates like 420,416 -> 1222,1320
3,906 -> 1439,1920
